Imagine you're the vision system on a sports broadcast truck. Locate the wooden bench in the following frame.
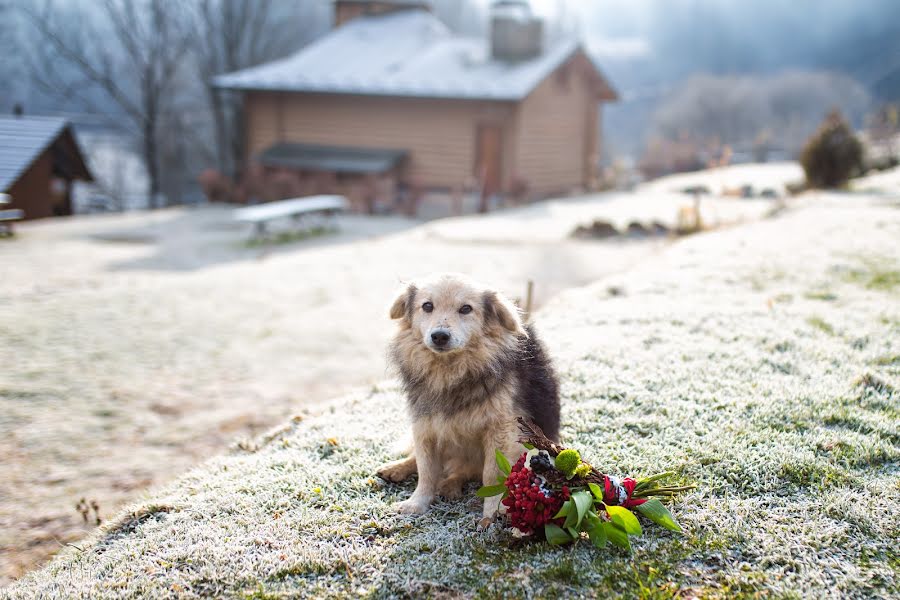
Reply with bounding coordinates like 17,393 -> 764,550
0,194 -> 22,236
233,195 -> 348,238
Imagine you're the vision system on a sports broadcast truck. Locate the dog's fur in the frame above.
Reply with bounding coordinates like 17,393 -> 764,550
377,273 -> 560,525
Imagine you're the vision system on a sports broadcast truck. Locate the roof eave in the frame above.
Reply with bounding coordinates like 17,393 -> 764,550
211,81 -> 525,102
579,46 -> 619,102
61,126 -> 95,183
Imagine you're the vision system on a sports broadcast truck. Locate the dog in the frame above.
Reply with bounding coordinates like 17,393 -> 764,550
377,273 -> 560,527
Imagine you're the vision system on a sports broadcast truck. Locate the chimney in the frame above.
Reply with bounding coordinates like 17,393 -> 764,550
333,1 -> 431,28
490,0 -> 543,62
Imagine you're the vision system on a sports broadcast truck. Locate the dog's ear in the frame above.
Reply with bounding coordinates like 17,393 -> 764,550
482,291 -> 527,337
389,283 -> 416,320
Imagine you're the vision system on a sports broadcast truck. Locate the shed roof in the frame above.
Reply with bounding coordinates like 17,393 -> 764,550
259,143 -> 407,173
0,115 -> 93,191
214,10 -> 616,101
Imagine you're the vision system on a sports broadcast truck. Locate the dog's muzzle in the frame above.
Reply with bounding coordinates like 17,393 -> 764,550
427,328 -> 455,352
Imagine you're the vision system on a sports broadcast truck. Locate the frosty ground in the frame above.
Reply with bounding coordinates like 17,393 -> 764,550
3,181 -> 897,597
3,164 -> 785,585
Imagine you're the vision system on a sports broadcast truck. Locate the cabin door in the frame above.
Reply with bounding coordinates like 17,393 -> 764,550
475,124 -> 502,212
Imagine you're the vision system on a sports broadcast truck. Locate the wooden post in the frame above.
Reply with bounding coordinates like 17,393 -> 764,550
524,280 -> 534,322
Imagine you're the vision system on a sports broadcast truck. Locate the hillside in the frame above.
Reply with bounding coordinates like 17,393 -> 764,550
4,194 -> 898,599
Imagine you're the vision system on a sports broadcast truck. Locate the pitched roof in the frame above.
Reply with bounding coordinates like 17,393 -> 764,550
214,10 -> 614,101
0,116 -> 73,191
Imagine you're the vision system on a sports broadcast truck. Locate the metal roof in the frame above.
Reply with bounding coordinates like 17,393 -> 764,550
259,143 -> 407,173
0,115 -> 71,192
213,10 -> 599,101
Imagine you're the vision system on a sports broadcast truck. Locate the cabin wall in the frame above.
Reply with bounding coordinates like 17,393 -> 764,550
5,151 -> 69,220
512,54 -> 600,195
244,92 -> 517,190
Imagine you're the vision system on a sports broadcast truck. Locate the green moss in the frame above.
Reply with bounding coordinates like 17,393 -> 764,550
778,460 -> 854,489
873,354 -> 900,366
804,290 -> 838,301
844,259 -> 900,292
627,565 -> 679,600
771,340 -> 793,353
242,584 -> 281,599
807,316 -> 836,335
542,558 -> 581,583
854,372 -> 896,396
271,560 -> 348,580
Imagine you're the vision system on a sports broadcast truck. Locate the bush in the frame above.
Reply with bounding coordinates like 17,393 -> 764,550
197,169 -> 233,203
800,111 -> 864,188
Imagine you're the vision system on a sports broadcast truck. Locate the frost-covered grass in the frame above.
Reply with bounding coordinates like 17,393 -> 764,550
4,195 -> 899,599
0,205 -> 659,583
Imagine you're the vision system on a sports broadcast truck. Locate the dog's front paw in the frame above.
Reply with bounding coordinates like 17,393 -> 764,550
377,460 -> 413,483
395,498 -> 430,515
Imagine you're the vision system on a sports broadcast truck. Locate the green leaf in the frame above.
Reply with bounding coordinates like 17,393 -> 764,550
476,484 -> 507,498
634,498 -> 682,532
566,526 -> 579,539
552,499 -> 572,520
497,475 -> 507,484
588,482 -> 604,501
587,520 -> 607,548
495,450 -> 512,476
607,505 -> 642,536
571,490 -> 593,528
602,521 -> 631,551
544,523 -> 572,546
635,471 -> 675,489
523,442 -> 535,450
564,503 -> 580,529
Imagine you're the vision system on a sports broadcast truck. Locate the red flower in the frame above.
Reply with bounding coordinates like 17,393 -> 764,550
502,452 -> 565,535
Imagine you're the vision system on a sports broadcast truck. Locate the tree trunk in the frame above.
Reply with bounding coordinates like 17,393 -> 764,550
144,118 -> 161,209
208,85 -> 231,177
229,92 -> 246,183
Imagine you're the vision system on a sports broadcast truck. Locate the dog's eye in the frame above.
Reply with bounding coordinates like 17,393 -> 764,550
422,302 -> 433,313
459,304 -> 473,315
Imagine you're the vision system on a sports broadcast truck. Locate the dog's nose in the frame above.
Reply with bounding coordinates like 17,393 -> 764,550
431,330 -> 451,346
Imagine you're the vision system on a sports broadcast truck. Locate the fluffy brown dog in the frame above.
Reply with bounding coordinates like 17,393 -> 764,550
377,273 -> 560,526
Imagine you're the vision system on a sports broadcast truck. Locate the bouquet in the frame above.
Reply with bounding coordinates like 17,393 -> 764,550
478,418 -> 695,551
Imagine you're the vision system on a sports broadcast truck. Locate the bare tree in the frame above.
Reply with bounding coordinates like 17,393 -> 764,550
0,0 -> 28,112
192,0 -> 323,180
22,0 -> 193,208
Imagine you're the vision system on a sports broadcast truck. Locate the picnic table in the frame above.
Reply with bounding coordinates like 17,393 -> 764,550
233,195 -> 348,238
0,193 -> 23,236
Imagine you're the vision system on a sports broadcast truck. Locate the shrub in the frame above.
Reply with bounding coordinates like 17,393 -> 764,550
198,169 -> 233,203
800,111 -> 864,188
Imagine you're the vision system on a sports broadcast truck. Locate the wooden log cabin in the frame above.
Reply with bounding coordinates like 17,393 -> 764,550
214,0 -> 617,212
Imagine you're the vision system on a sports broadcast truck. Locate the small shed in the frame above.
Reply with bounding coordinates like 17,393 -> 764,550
0,114 -> 94,220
